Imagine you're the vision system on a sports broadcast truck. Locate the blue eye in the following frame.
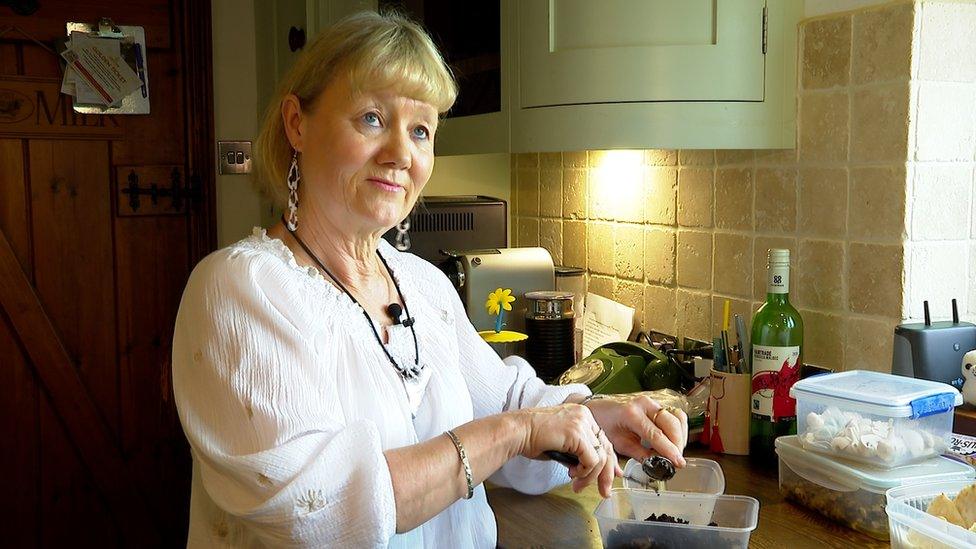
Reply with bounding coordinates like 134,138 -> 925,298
412,125 -> 430,140
362,112 -> 381,127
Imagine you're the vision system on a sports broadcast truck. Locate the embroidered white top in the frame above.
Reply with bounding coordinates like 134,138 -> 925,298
172,228 -> 590,548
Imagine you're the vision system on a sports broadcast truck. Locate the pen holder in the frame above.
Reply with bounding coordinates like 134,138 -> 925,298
703,368 -> 751,455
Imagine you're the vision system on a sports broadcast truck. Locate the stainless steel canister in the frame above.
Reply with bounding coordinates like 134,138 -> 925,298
524,291 -> 575,383
555,266 -> 585,361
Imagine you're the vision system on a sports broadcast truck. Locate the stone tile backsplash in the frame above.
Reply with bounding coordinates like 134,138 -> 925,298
510,1 -> 976,373
907,1 -> 976,323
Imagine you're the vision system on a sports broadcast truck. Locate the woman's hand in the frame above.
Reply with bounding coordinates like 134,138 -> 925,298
514,404 -> 622,497
584,393 -> 689,467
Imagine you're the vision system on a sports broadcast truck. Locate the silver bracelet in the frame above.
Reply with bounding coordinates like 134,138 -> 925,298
580,393 -> 608,406
445,430 -> 474,500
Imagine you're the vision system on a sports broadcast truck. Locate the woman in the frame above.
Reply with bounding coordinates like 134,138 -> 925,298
172,11 -> 687,548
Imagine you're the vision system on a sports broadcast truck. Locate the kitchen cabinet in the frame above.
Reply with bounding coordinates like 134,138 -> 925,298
433,0 -> 800,154
257,0 -> 800,154
518,0 -> 765,107
306,0 -> 378,39
377,1 -> 510,157
509,0 -> 801,152
255,0 -> 506,156
254,0 -> 376,119
254,0 -> 306,118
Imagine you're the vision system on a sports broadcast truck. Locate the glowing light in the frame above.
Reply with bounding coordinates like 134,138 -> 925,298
589,150 -> 644,222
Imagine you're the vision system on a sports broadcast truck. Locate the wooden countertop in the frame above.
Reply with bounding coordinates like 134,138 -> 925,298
486,446 -> 889,548
954,403 -> 976,436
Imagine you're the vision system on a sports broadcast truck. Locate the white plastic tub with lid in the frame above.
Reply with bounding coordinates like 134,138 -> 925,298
775,435 -> 974,540
790,370 -> 962,468
886,480 -> 976,548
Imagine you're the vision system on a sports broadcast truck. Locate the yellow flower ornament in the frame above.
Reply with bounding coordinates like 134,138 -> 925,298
486,288 -> 516,316
479,287 -> 527,344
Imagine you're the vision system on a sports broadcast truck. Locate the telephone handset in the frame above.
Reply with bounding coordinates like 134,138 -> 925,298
556,341 -> 685,394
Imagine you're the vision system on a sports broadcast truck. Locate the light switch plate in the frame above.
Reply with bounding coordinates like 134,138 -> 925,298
218,141 -> 252,175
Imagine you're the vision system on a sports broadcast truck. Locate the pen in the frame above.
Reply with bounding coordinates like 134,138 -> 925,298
721,300 -> 734,373
721,330 -> 732,373
713,337 -> 726,372
722,300 -> 731,334
735,314 -> 749,373
134,42 -> 147,98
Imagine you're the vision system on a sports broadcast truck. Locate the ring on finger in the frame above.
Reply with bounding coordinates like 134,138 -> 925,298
653,406 -> 679,422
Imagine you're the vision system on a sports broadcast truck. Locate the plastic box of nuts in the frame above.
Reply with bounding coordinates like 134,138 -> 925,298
790,371 -> 962,469
775,436 -> 974,540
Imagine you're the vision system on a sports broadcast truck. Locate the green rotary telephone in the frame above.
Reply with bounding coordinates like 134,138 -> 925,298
556,341 -> 683,394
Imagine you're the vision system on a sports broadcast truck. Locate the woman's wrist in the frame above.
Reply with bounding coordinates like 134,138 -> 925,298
445,429 -> 474,499
563,393 -> 590,405
580,393 -> 609,407
506,410 -> 531,459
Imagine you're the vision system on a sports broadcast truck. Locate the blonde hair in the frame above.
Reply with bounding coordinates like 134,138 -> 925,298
255,11 -> 458,209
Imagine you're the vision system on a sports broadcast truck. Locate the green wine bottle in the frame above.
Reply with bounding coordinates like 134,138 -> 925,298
749,248 -> 803,464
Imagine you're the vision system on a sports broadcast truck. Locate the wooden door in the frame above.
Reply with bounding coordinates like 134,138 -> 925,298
518,0 -> 766,108
0,1 -> 215,546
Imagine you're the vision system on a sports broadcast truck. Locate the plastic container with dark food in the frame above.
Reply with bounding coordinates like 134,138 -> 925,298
775,435 -> 974,540
593,488 -> 758,549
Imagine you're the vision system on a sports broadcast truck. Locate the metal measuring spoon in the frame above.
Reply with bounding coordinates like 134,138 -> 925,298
641,456 -> 676,482
549,452 -> 676,491
623,456 -> 676,492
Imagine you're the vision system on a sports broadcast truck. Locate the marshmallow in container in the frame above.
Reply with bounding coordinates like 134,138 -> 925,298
801,407 -> 944,463
791,370 -> 961,469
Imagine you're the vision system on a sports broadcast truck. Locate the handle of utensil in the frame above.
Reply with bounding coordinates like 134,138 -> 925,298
544,450 -> 579,466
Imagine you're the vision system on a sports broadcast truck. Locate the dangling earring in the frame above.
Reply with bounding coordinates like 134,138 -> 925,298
286,150 -> 300,231
394,218 -> 411,251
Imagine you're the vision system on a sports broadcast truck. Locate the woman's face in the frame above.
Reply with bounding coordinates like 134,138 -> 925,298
285,74 -> 438,235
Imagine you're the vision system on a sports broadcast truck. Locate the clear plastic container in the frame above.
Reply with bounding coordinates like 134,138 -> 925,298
622,457 -> 725,495
775,435 -> 974,540
886,480 -> 976,548
790,370 -> 962,468
594,488 -> 758,549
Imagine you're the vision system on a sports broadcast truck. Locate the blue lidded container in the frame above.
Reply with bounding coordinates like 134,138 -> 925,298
790,370 -> 962,469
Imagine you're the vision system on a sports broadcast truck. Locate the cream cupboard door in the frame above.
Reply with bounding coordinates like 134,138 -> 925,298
518,0 -> 767,108
307,0 -> 377,37
274,0 -> 308,81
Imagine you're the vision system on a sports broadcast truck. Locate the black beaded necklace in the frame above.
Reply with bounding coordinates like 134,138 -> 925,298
286,225 -> 421,380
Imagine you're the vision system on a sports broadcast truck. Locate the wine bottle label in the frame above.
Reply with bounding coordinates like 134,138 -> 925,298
751,345 -> 800,421
767,264 -> 789,294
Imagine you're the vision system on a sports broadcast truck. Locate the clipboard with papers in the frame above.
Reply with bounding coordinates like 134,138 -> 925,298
61,18 -> 150,114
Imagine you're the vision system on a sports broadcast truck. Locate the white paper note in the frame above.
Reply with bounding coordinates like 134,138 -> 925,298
581,292 -> 635,357
60,34 -> 141,106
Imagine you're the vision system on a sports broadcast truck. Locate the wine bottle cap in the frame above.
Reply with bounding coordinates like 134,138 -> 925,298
768,248 -> 790,265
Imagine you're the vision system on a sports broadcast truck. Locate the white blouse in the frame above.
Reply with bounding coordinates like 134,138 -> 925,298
172,228 -> 590,548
